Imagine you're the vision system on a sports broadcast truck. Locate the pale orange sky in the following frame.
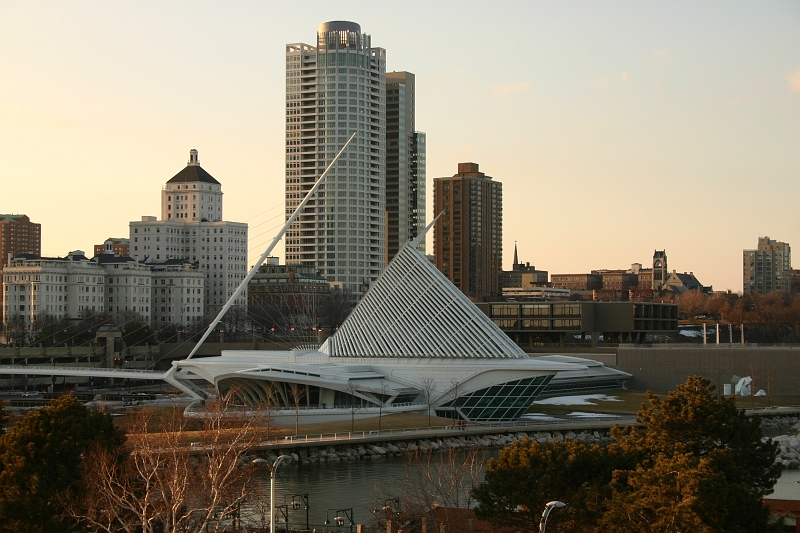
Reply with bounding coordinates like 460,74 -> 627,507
1,1 -> 798,291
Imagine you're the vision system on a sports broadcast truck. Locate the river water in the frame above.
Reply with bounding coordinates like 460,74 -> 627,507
253,448 -> 800,530
253,450 -> 496,529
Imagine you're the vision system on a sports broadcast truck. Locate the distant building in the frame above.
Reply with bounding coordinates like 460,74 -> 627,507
129,150 -> 248,314
551,273 -> 602,291
791,269 -> 800,295
652,250 -> 668,289
386,71 -> 426,260
93,238 -> 130,258
663,271 -> 708,294
478,300 -> 678,347
3,248 -> 208,336
93,253 -> 152,322
248,263 -> 329,329
502,287 -> 570,300
592,270 -> 639,291
2,251 -> 105,329
0,214 -> 41,270
502,244 -> 548,290
149,260 -> 205,327
743,236 -> 792,294
285,21 -> 386,292
434,163 -> 503,302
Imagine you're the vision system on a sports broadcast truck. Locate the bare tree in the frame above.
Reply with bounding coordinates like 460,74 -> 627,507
66,397 -> 272,532
3,313 -> 28,347
420,377 -> 437,428
288,382 -> 306,436
677,290 -> 708,323
387,446 -> 487,533
318,289 -> 356,330
377,381 -> 393,431
765,369 -> 774,408
344,381 -> 366,433
748,361 -> 759,410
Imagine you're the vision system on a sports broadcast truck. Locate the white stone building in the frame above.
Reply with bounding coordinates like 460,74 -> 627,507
150,260 -> 205,327
93,253 -> 152,322
130,150 -> 248,314
2,251 -> 106,327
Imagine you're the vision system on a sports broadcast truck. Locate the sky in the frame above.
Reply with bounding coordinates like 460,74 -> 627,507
1,1 -> 798,292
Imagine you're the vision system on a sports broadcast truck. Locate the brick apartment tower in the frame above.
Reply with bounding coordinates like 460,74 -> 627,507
434,163 -> 502,302
0,214 -> 41,324
743,236 -> 792,294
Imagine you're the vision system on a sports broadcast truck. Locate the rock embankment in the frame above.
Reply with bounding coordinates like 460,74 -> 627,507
246,429 -> 614,465
764,416 -> 800,469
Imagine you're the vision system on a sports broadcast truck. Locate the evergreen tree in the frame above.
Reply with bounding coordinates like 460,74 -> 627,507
473,376 -> 781,532
0,395 -> 123,532
603,376 -> 781,533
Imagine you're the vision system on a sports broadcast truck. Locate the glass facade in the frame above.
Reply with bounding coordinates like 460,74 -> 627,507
439,375 -> 553,422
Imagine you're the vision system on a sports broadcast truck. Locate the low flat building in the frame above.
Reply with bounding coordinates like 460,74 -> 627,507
502,287 -> 570,300
551,273 -> 602,291
477,300 -> 678,347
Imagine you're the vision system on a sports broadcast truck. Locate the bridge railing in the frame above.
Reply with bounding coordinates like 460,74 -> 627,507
263,415 -> 638,445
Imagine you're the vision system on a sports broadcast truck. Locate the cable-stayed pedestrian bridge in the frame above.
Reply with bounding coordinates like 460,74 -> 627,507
0,365 -> 168,381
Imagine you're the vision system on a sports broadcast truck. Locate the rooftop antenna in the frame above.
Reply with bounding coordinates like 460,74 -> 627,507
183,132 -> 357,360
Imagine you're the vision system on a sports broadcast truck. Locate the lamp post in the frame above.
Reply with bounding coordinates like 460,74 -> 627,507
539,501 -> 566,533
254,455 -> 291,533
290,493 -> 310,530
325,508 -> 354,533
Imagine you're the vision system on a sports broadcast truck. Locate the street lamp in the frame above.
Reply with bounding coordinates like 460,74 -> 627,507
325,508 -> 354,533
253,455 -> 292,533
539,501 -> 566,533
289,493 -> 310,530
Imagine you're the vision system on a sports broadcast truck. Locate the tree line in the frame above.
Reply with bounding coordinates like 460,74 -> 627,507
0,395 -> 274,533
472,376 -> 782,532
678,290 -> 800,343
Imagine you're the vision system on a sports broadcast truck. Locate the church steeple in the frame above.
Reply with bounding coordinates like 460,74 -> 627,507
513,241 -> 519,267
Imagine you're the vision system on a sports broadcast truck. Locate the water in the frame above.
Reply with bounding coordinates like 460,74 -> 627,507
257,447 -> 800,529
255,451 -> 494,529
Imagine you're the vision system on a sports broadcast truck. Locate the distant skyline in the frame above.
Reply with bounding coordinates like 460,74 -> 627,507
1,1 -> 798,292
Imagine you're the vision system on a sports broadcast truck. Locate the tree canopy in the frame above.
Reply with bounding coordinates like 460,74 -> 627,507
473,376 -> 781,533
0,395 -> 123,533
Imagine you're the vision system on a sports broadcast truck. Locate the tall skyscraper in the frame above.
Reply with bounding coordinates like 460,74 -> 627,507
285,21 -> 386,294
433,163 -> 503,302
743,236 -> 792,294
129,150 -> 248,314
386,71 -> 426,259
0,214 -> 40,345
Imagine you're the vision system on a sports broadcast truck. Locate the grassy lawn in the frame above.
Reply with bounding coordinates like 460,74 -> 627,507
528,389 -> 800,417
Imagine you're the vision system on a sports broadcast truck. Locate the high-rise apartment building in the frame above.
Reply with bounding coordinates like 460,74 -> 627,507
1,214 -> 41,270
743,236 -> 792,294
433,163 -> 503,302
386,71 -> 426,259
129,150 -> 248,314
285,21 -> 386,294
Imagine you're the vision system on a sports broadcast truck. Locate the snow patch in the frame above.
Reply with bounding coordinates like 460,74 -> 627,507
565,412 -> 622,418
534,394 -> 621,406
